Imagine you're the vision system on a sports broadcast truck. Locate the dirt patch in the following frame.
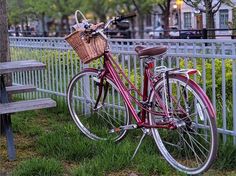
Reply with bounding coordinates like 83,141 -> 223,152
0,133 -> 39,175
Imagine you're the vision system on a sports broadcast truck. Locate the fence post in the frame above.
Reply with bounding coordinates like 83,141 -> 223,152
202,28 -> 208,39
83,64 -> 91,115
233,60 -> 236,145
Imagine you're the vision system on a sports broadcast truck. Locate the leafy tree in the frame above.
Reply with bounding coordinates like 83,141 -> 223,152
131,0 -> 156,38
183,0 -> 234,38
122,0 -> 166,38
157,0 -> 171,36
24,0 -> 53,36
8,0 -> 85,36
48,0 -> 84,35
84,0 -> 117,22
7,0 -> 31,30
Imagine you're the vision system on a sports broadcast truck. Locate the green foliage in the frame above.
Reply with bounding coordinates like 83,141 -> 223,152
4,103 -> 236,176
12,158 -> 63,176
214,141 -> 236,170
37,123 -> 102,161
179,58 -> 233,97
12,111 -> 43,136
72,140 -> 134,176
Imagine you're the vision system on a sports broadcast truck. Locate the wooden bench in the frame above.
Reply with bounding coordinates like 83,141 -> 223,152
0,98 -> 56,115
0,60 -> 57,161
6,85 -> 36,94
0,60 -> 45,74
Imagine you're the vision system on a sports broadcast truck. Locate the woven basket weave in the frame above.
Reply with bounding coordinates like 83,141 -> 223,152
65,10 -> 107,64
65,30 -> 107,64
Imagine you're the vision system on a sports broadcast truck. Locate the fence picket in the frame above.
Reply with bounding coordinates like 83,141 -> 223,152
9,37 -> 236,141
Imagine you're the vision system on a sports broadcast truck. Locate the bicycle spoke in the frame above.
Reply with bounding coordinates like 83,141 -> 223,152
150,76 -> 217,174
177,130 -> 204,165
68,70 -> 129,141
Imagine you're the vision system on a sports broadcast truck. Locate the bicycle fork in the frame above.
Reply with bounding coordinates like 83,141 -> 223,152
92,72 -> 109,111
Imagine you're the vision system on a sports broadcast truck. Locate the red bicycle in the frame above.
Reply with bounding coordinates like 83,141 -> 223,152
67,13 -> 217,175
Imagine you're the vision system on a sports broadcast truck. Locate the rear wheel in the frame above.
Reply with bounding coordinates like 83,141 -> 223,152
149,75 -> 217,175
67,69 -> 129,141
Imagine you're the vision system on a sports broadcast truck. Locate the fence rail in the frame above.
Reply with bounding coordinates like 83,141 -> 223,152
9,37 -> 236,144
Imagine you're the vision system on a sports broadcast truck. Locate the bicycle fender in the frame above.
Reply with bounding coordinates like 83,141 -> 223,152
150,74 -> 216,119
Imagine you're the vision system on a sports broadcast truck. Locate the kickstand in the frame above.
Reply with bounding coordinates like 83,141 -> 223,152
131,129 -> 147,160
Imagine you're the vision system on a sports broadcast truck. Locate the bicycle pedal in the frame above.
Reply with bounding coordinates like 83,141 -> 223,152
93,104 -> 103,111
109,124 -> 138,133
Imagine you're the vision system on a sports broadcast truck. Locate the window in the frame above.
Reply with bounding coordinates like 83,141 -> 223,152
219,9 -> 229,29
146,14 -> 152,27
184,12 -> 191,28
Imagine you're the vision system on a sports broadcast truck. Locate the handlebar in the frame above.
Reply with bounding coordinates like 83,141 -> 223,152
115,12 -> 136,22
81,12 -> 136,40
103,12 -> 136,30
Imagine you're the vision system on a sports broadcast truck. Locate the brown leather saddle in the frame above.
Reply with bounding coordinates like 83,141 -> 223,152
135,46 -> 167,58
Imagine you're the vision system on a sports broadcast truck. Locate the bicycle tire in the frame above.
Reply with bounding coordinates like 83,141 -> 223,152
149,74 -> 217,175
67,69 -> 129,141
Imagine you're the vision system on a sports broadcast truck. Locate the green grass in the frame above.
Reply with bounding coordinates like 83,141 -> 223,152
214,139 -> 236,170
37,123 -> 102,161
12,158 -> 63,176
0,99 -> 235,176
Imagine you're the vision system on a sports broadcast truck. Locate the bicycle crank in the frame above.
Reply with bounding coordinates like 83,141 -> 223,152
109,124 -> 138,133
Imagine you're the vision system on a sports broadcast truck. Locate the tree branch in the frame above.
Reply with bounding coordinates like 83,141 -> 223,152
212,1 -> 222,14
158,3 -> 165,12
131,0 -> 140,13
183,0 -> 195,8
212,0 -> 221,10
183,0 -> 206,13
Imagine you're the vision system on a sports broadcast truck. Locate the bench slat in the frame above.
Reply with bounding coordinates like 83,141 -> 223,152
0,98 -> 56,115
0,60 -> 45,74
6,85 -> 36,94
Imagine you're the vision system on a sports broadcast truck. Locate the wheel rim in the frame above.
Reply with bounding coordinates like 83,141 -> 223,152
149,77 -> 217,174
67,71 -> 129,141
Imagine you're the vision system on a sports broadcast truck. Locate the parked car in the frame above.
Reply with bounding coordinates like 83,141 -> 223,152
169,26 -> 179,38
8,29 -> 23,37
149,26 -> 164,39
180,30 -> 202,39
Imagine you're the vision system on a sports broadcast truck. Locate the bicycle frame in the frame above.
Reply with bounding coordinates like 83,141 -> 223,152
93,50 -> 216,129
95,51 -> 174,129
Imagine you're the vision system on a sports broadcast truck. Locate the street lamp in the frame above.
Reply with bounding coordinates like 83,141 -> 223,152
176,0 -> 183,30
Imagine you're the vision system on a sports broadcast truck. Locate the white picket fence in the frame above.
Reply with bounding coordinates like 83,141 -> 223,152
9,37 -> 236,144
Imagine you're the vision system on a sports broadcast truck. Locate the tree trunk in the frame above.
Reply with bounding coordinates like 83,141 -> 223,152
65,16 -> 70,35
42,12 -> 47,37
0,0 -> 12,85
0,0 -> 10,63
60,15 -> 69,36
232,7 -> 236,37
204,0 -> 215,38
163,10 -> 170,37
131,18 -> 135,38
206,11 -> 215,38
138,14 -> 144,38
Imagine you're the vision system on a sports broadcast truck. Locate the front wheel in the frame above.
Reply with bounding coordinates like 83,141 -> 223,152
149,75 -> 217,175
67,69 -> 129,141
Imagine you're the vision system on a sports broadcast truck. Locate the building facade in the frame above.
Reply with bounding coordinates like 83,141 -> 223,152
144,0 -> 236,38
171,0 -> 236,36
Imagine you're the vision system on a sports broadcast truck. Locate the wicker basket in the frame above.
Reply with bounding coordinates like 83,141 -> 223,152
65,30 -> 107,63
65,10 -> 107,64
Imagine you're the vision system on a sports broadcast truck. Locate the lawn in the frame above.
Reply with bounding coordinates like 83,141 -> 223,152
1,103 -> 236,176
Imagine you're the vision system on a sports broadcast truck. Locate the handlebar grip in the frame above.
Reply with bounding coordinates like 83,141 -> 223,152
117,12 -> 136,21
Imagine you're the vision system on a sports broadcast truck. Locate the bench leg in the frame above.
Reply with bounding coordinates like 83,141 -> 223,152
0,76 -> 16,161
1,115 -> 16,161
